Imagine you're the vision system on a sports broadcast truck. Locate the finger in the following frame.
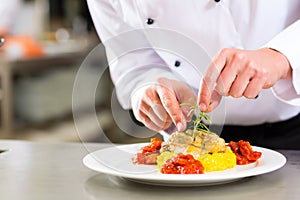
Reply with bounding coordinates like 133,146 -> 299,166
142,88 -> 172,122
229,68 -> 256,98
180,96 -> 197,122
139,93 -> 172,130
177,91 -> 197,122
138,111 -> 166,131
243,77 -> 265,99
159,77 -> 196,123
145,104 -> 173,129
228,75 -> 250,98
156,85 -> 186,131
215,53 -> 244,96
198,49 -> 228,111
206,90 -> 222,112
181,104 -> 195,122
215,70 -> 236,97
138,101 -> 172,131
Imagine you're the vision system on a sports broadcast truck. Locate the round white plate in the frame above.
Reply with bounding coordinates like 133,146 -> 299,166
83,143 -> 286,186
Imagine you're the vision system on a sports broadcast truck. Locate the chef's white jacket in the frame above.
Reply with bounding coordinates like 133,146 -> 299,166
88,0 -> 300,125
0,0 -> 21,32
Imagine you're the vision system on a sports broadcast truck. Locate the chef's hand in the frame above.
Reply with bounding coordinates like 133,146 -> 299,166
136,77 -> 196,132
198,48 -> 292,112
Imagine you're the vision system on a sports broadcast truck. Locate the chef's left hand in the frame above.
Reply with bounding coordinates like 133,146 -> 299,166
198,48 -> 292,112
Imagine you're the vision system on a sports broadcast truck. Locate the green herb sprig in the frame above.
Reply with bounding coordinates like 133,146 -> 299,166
180,100 -> 216,137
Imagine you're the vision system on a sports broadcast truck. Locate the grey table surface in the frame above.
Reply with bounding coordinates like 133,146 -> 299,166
0,139 -> 299,200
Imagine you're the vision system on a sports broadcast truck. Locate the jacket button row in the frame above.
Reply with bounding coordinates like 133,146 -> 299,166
146,18 -> 154,25
174,60 -> 181,67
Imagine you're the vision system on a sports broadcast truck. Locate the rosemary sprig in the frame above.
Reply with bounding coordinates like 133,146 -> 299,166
180,100 -> 216,138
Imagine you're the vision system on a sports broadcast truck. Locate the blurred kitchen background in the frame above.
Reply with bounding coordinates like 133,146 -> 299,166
0,0 -> 158,143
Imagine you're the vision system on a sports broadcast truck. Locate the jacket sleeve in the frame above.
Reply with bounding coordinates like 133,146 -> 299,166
264,20 -> 300,106
87,0 -> 178,110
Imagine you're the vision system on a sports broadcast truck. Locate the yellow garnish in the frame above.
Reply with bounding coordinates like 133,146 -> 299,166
198,147 -> 236,172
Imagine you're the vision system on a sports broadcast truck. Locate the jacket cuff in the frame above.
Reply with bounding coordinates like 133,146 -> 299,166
263,20 -> 300,105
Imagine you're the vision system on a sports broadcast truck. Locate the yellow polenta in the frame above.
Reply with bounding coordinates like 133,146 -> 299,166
198,147 -> 236,172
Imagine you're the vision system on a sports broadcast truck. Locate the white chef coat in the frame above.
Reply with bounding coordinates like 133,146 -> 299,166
0,0 -> 21,33
88,0 -> 300,126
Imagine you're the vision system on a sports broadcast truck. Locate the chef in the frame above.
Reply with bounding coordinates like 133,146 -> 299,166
87,0 -> 300,149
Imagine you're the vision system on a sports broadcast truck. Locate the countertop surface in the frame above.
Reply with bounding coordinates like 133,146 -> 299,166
0,140 -> 299,200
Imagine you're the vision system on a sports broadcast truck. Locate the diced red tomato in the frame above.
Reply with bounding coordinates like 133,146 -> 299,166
133,138 -> 163,165
161,153 -> 204,174
141,138 -> 162,154
228,140 -> 262,165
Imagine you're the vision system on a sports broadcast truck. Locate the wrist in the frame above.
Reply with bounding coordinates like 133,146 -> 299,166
265,48 -> 292,80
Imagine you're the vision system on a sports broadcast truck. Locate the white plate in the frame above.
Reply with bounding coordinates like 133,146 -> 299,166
83,143 -> 286,186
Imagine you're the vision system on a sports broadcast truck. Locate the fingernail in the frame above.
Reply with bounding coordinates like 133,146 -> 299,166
199,103 -> 207,111
177,122 -> 184,131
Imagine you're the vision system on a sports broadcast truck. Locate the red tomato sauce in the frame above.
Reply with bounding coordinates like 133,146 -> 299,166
141,138 -> 162,154
161,153 -> 204,174
228,140 -> 262,165
134,138 -> 162,165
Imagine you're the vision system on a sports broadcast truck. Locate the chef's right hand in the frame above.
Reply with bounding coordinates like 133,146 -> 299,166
135,77 -> 196,132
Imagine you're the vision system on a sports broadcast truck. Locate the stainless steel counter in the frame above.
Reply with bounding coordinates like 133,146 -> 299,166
0,140 -> 299,200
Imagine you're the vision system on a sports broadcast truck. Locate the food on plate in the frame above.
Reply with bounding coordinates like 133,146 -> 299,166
134,130 -> 243,174
156,129 -> 237,173
133,102 -> 262,174
133,138 -> 162,165
198,147 -> 236,172
135,134 -> 260,174
156,151 -> 177,170
160,153 -> 204,174
228,140 -> 262,165
161,130 -> 226,158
